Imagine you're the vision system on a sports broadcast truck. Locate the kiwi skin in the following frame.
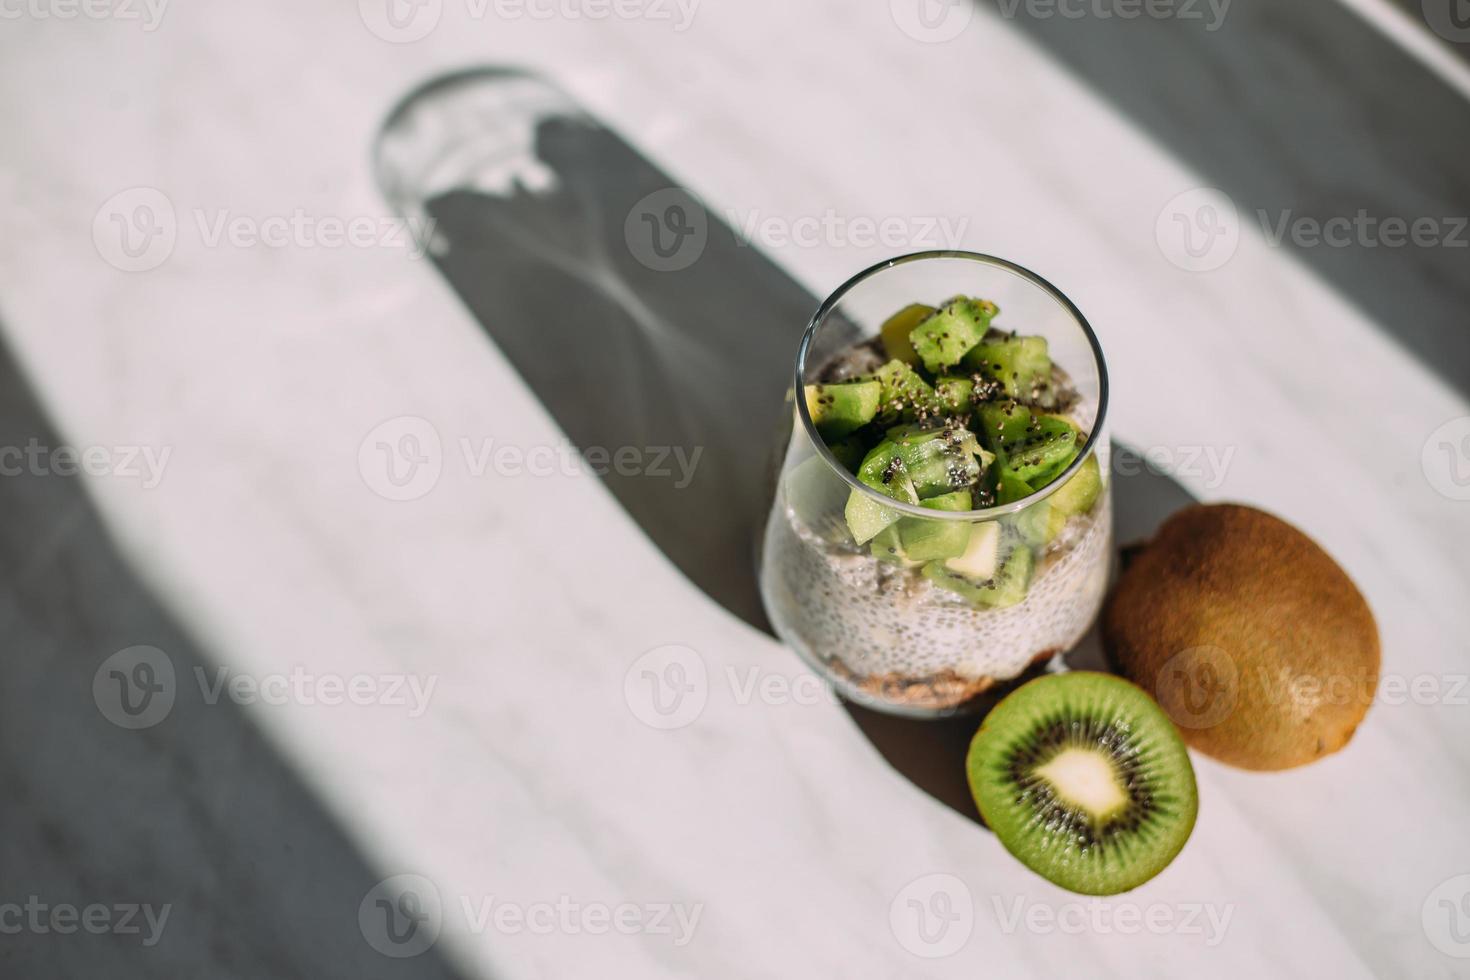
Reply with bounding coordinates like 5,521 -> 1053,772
1103,504 -> 1380,772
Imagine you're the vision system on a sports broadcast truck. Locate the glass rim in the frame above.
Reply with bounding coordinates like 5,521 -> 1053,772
793,250 -> 1110,522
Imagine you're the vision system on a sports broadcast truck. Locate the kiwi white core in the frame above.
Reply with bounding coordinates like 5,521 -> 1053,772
1035,749 -> 1128,818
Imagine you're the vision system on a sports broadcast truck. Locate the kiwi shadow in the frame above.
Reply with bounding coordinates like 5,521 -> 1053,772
0,328 -> 478,978
841,445 -> 1200,824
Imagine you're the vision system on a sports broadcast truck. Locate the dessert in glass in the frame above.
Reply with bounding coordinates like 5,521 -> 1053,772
758,252 -> 1112,717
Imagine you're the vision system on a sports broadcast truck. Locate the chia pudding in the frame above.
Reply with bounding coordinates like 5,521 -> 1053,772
758,294 -> 1112,715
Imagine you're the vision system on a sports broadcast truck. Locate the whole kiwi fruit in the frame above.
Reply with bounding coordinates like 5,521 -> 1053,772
1103,504 -> 1379,771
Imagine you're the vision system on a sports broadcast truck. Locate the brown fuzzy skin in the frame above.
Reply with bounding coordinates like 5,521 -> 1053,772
1102,504 -> 1379,771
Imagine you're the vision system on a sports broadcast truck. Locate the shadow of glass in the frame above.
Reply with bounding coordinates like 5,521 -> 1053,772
974,0 -> 1470,394
374,68 -> 1201,826
0,333 -> 476,978
375,68 -> 816,633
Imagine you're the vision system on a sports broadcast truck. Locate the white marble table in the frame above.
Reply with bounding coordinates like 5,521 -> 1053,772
1,2 -> 1468,977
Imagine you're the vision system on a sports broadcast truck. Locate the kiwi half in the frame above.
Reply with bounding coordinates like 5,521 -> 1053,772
966,672 -> 1198,896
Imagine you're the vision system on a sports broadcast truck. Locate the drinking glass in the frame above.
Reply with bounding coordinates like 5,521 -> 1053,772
757,252 -> 1112,717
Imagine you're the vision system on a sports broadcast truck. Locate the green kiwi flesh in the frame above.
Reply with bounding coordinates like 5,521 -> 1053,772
967,672 -> 1198,895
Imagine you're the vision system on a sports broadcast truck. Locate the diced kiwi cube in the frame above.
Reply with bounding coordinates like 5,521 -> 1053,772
1008,497 -> 1054,546
1006,416 -> 1080,486
934,376 -> 973,414
844,439 -> 918,544
924,538 -> 1034,609
867,359 -> 938,424
897,489 -> 973,561
1038,453 -> 1102,542
869,524 -> 918,565
879,303 -> 934,365
846,492 -> 900,545
1049,452 -> 1102,516
891,426 -> 986,499
909,298 -> 991,375
803,380 -> 881,441
964,335 -> 1051,401
975,400 -> 1033,452
992,459 -> 1035,505
945,520 -> 1000,579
